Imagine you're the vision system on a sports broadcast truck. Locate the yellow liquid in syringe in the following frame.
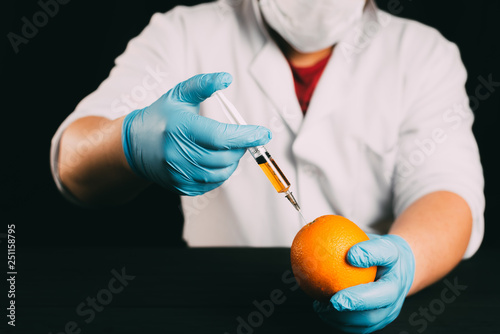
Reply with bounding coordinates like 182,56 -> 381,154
251,147 -> 304,219
256,155 -> 290,193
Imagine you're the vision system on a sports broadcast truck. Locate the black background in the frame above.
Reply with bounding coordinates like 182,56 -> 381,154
2,0 -> 499,250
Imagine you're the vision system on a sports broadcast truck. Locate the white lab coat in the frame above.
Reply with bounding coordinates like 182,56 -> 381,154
50,0 -> 485,257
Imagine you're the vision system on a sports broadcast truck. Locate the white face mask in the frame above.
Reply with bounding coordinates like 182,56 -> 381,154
259,0 -> 366,53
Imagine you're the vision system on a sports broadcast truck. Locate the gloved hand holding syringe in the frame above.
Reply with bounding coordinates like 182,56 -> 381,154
213,91 -> 307,224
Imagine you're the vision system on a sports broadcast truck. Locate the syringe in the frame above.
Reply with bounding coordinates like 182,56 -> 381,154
213,91 -> 306,223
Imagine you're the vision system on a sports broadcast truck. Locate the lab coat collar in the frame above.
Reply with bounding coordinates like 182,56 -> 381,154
364,0 -> 381,24
249,0 -> 304,135
247,0 -> 384,135
338,0 -> 390,62
249,44 -> 304,135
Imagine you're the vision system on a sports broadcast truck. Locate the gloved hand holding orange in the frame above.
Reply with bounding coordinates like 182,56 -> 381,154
291,214 -> 415,333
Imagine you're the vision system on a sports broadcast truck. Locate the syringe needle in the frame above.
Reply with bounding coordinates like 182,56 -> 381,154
285,191 -> 308,224
284,191 -> 300,211
297,209 -> 307,224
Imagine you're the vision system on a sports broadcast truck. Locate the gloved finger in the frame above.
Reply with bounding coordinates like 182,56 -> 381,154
190,162 -> 240,184
330,278 -> 399,311
365,233 -> 381,240
173,72 -> 233,105
166,163 -> 228,194
166,134 -> 246,169
165,159 -> 231,192
313,300 -> 392,328
192,147 -> 246,168
347,238 -> 398,268
188,115 -> 271,149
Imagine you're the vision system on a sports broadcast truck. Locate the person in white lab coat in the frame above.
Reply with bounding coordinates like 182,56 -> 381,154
51,0 -> 484,332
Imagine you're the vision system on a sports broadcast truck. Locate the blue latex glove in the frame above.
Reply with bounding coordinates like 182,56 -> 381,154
122,72 -> 271,196
313,234 -> 415,334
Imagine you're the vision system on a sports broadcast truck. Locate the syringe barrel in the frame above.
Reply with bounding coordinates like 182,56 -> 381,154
213,92 -> 302,214
247,146 -> 267,161
248,146 -> 291,193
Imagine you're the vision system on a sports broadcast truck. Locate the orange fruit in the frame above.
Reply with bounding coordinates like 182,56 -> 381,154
290,215 -> 377,302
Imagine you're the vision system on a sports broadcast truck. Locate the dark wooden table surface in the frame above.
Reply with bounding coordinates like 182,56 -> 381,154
3,246 -> 498,333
